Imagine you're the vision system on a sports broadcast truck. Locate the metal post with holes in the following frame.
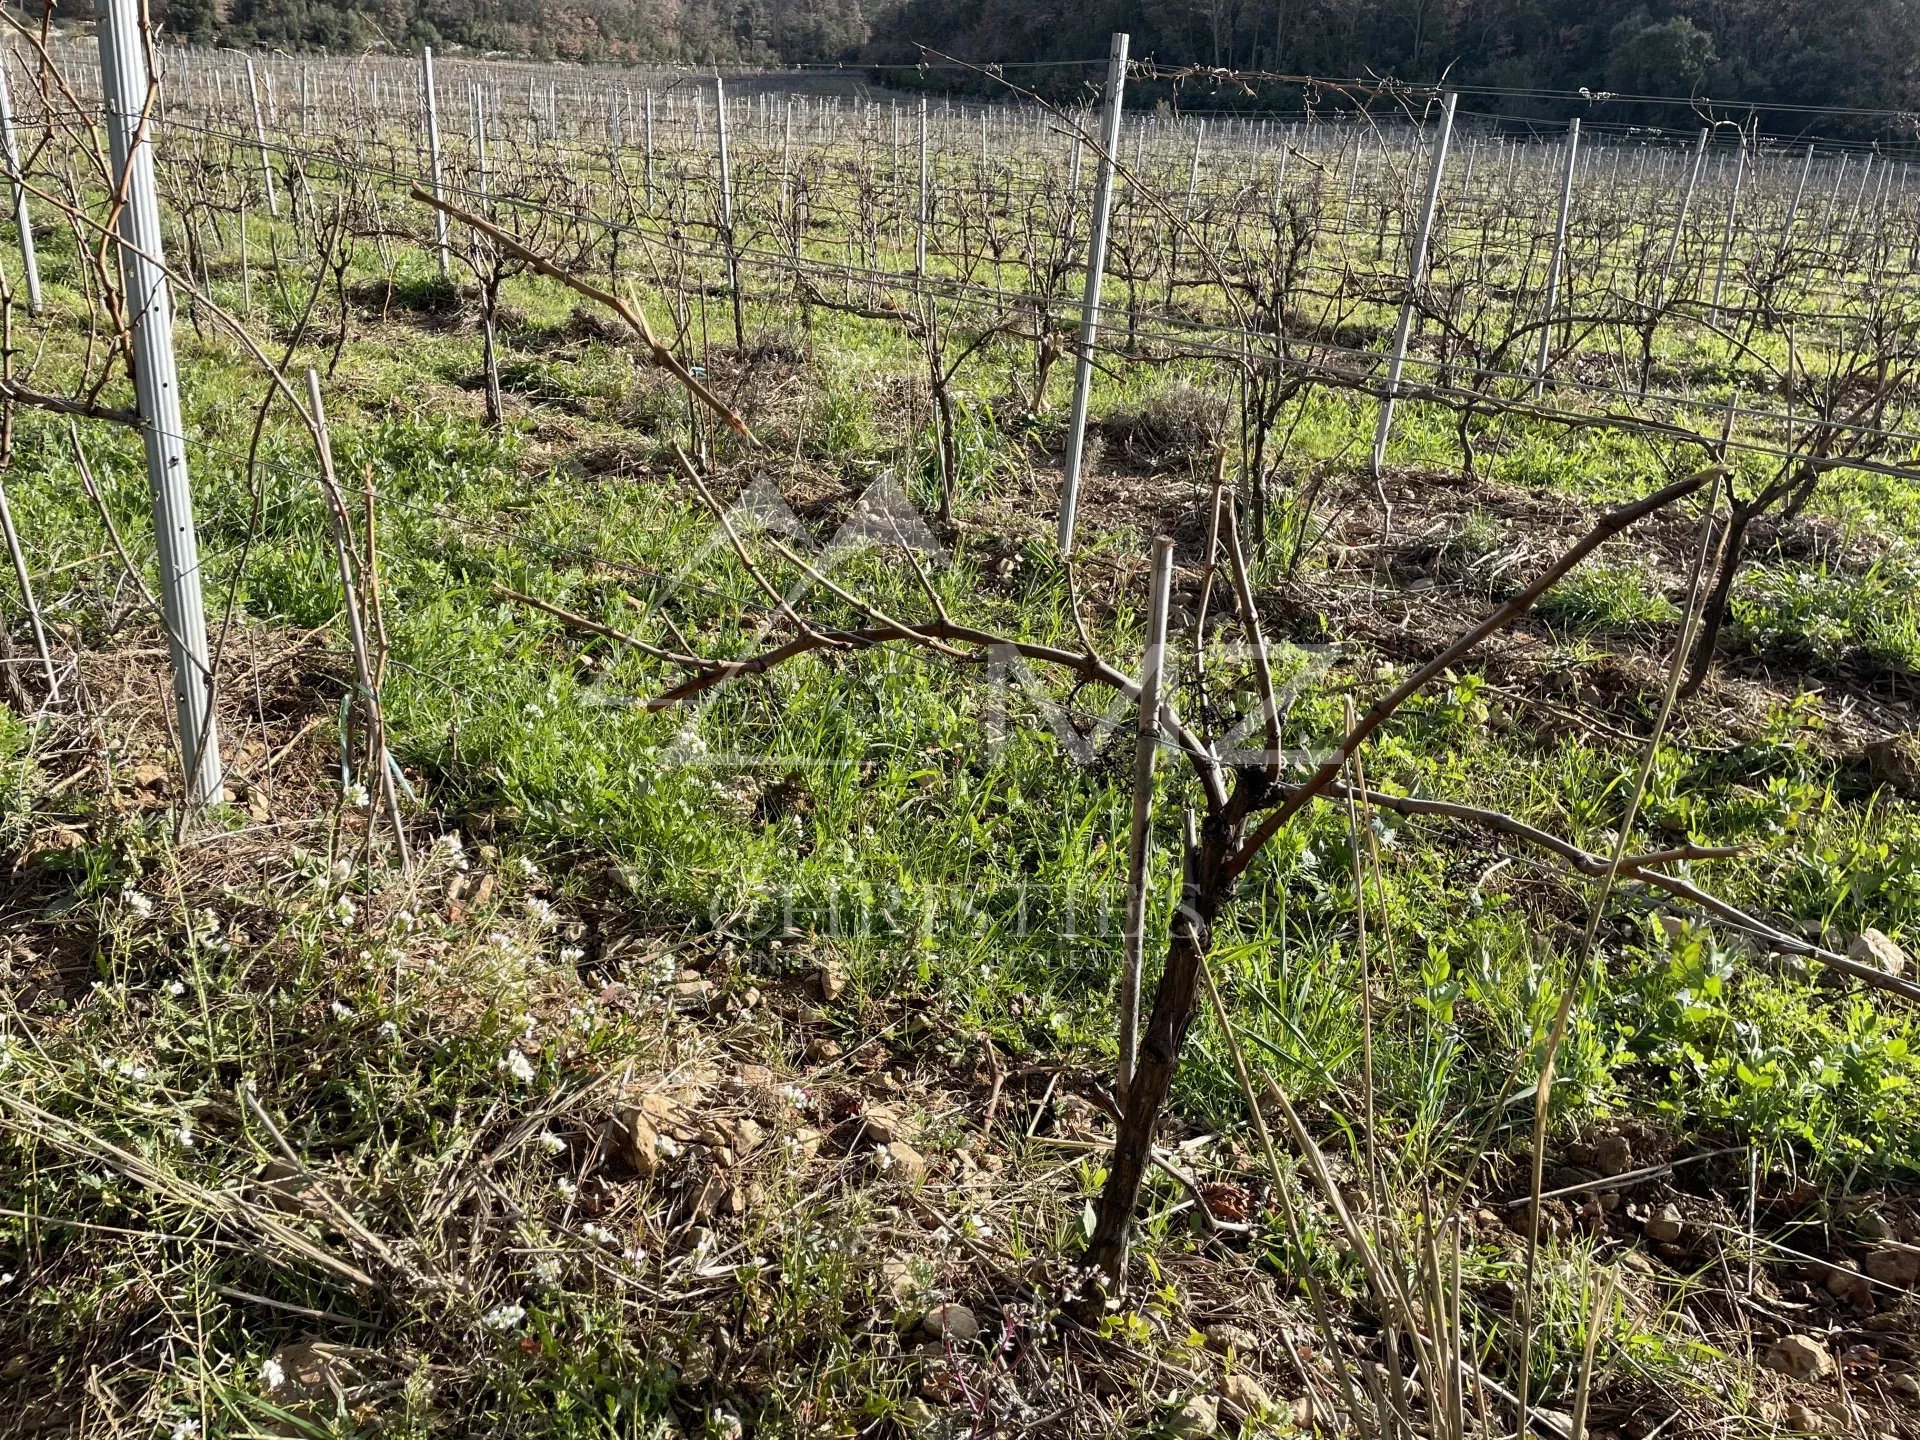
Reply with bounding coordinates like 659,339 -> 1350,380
916,97 -> 929,276
715,73 -> 744,350
1058,31 -> 1130,555
97,0 -> 222,804
1532,116 -> 1579,396
1370,91 -> 1456,475
0,51 -> 41,314
421,46 -> 449,279
1657,127 -> 1709,308
1708,131 -> 1748,322
1117,534 -> 1173,1104
244,55 -> 279,217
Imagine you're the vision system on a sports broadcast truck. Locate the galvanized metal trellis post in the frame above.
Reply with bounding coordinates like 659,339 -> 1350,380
1058,31 -> 1130,556
916,97 -> 928,276
244,54 -> 279,217
0,471 -> 57,699
1708,131 -> 1748,322
1657,127 -> 1710,308
715,73 -> 744,350
0,51 -> 41,315
97,0 -> 222,804
1531,116 -> 1579,397
421,46 -> 449,279
1117,534 -> 1173,1105
1369,90 -> 1456,476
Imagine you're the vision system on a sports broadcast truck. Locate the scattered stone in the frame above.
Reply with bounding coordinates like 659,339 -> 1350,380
733,1064 -> 775,1092
1168,1395 -> 1219,1440
1825,1266 -> 1874,1311
670,973 -> 714,1007
804,1037 -> 843,1062
1644,1204 -> 1685,1243
1849,930 -> 1908,978
863,1105 -> 906,1145
920,1303 -> 979,1343
815,960 -> 847,1003
789,1126 -> 825,1161
1887,1372 -> 1920,1400
897,1397 -> 937,1428
881,1255 -> 920,1306
1765,1334 -> 1834,1383
1783,1401 -> 1823,1433
882,1141 -> 928,1184
1656,914 -> 1688,942
1593,1134 -> 1633,1177
1220,1373 -> 1272,1421
1861,735 -> 1920,796
612,1108 -> 661,1177
1854,1209 -> 1895,1241
1864,1246 -> 1920,1288
1203,1323 -> 1259,1356
730,1118 -> 766,1156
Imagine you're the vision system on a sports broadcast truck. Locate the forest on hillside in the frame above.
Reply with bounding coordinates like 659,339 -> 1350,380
150,0 -> 1920,133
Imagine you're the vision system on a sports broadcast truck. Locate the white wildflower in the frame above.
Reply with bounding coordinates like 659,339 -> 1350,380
122,886 -> 155,919
503,1048 -> 536,1083
259,1356 -> 286,1390
559,945 -> 586,964
379,1020 -> 399,1038
330,1000 -> 355,1019
174,1123 -> 194,1149
537,1131 -> 567,1155
653,1133 -> 680,1159
523,897 -> 555,926
331,895 -> 357,925
556,1178 -> 577,1198
582,1222 -> 619,1248
513,856 -> 540,880
531,1255 -> 562,1285
344,782 -> 371,809
167,980 -> 187,997
480,1302 -> 525,1331
170,1419 -> 201,1440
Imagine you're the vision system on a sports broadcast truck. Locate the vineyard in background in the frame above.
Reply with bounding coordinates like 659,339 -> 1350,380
0,16 -> 1917,1440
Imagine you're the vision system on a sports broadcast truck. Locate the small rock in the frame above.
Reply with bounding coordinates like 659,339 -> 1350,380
1864,1246 -> 1920,1288
815,961 -> 847,1003
882,1141 -> 928,1184
881,1255 -> 920,1306
920,1302 -> 979,1343
1593,1134 -> 1633,1177
789,1126 -> 825,1161
1849,930 -> 1908,978
1783,1401 -> 1823,1433
1887,1372 -> 1920,1400
1220,1373 -> 1272,1420
613,1108 -> 661,1177
733,1064 -> 775,1092
804,1037 -> 842,1062
1644,1204 -> 1685,1243
671,975 -> 715,1008
863,1104 -> 905,1145
1656,914 -> 1688,942
1825,1266 -> 1874,1311
1168,1395 -> 1219,1440
1854,1209 -> 1895,1241
1203,1323 -> 1259,1356
897,1397 -> 937,1428
730,1118 -> 766,1155
1861,735 -> 1920,796
1765,1334 -> 1834,1383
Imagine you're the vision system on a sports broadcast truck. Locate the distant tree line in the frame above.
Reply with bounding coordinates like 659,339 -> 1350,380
148,0 -> 1920,138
